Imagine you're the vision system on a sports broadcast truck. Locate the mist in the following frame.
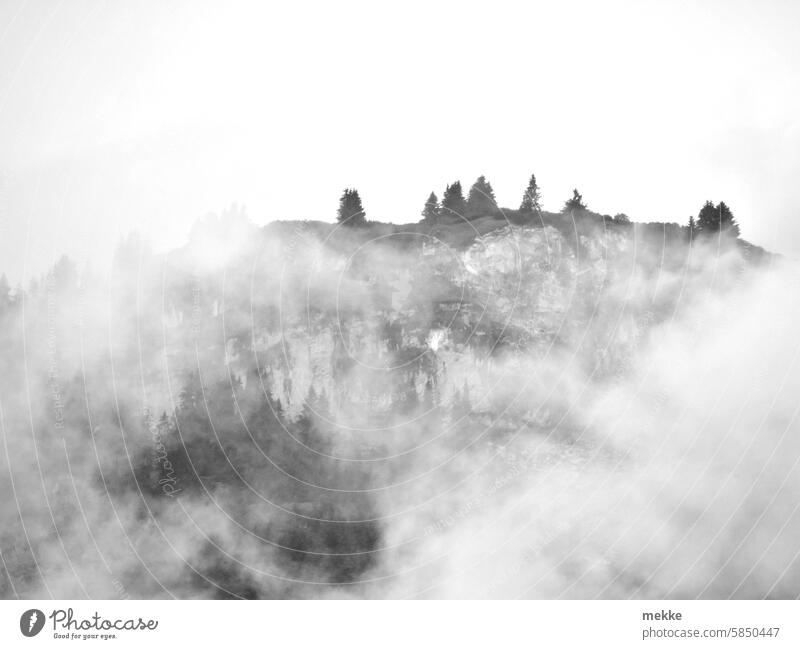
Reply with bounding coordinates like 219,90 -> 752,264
0,207 -> 797,599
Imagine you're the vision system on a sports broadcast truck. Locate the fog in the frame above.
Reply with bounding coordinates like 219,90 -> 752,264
0,211 -> 797,598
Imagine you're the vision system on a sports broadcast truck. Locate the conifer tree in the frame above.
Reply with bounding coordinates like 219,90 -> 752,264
696,200 -> 717,232
421,192 -> 440,223
466,175 -> 497,218
563,189 -> 587,213
695,200 -> 739,237
716,201 -> 740,237
519,174 -> 542,215
441,181 -> 467,218
337,188 -> 367,226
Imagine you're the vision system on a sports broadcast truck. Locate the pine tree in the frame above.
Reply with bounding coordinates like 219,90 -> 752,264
466,175 -> 497,218
695,200 -> 739,237
716,201 -> 740,237
563,189 -> 587,213
441,181 -> 467,218
337,188 -> 367,227
687,215 -> 696,242
696,200 -> 717,232
421,192 -> 440,224
519,174 -> 542,216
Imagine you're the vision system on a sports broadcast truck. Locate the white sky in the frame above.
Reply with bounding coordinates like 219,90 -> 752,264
1,0 -> 799,282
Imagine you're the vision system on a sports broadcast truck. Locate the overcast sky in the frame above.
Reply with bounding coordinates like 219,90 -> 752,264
1,0 -> 799,282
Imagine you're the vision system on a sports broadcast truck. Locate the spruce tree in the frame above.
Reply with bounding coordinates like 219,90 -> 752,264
421,192 -> 440,224
466,175 -> 497,218
716,201 -> 740,237
441,181 -> 467,218
695,200 -> 740,238
563,189 -> 587,213
519,174 -> 542,215
696,200 -> 717,232
337,188 -> 367,227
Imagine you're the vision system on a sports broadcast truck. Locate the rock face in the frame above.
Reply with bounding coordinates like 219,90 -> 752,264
160,222 -> 649,430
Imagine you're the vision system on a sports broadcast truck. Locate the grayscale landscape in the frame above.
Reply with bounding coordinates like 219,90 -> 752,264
1,0 -> 799,600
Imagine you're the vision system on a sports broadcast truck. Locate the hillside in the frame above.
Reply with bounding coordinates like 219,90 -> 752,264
0,213 -> 791,599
